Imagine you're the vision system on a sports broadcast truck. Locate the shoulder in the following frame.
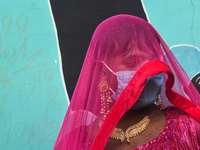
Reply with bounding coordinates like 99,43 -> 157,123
166,106 -> 200,145
190,116 -> 200,145
164,106 -> 186,118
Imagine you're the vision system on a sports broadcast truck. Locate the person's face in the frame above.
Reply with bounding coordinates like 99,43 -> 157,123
103,49 -> 154,92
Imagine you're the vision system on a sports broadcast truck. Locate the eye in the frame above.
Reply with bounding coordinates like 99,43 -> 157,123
124,61 -> 136,68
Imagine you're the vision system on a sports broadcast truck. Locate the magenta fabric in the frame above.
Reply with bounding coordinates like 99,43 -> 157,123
75,107 -> 200,150
134,106 -> 199,150
54,15 -> 200,150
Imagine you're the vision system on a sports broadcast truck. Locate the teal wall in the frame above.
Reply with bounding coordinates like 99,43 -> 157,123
0,1 -> 69,150
142,0 -> 200,79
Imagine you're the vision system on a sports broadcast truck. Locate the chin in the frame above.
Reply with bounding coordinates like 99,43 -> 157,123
131,102 -> 154,110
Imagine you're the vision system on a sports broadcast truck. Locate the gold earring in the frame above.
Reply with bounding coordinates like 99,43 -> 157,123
98,76 -> 109,93
99,77 -> 108,114
156,95 -> 165,110
98,76 -> 113,126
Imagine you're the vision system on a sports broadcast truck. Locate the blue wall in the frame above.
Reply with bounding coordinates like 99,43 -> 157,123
142,0 -> 200,79
0,1 -> 69,150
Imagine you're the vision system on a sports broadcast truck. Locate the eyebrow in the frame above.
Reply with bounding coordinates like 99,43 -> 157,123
123,54 -> 146,61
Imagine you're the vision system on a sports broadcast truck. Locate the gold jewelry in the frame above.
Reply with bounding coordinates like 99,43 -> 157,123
156,95 -> 165,110
98,76 -> 113,127
99,76 -> 109,93
110,116 -> 150,143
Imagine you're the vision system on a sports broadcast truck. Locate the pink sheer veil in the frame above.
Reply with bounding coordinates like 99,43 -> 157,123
54,15 -> 200,150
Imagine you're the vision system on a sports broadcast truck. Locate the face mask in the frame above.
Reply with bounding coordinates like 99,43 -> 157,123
101,61 -> 164,110
131,73 -> 164,110
111,71 -> 136,100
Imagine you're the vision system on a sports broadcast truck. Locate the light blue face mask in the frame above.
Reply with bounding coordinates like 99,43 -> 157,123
111,71 -> 136,100
112,71 -> 164,110
101,61 -> 164,110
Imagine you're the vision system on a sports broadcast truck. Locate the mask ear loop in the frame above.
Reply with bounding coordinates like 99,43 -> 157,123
101,60 -> 117,76
99,60 -> 117,94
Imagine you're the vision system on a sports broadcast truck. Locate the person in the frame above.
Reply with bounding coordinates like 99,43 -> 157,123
54,15 -> 200,150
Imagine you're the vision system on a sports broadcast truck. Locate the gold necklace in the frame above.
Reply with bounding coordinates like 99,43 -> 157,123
110,96 -> 164,143
110,116 -> 150,143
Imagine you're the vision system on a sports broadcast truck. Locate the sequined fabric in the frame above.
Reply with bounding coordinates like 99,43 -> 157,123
134,106 -> 199,150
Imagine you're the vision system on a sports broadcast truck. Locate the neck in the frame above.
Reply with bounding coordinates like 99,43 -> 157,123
116,104 -> 155,129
